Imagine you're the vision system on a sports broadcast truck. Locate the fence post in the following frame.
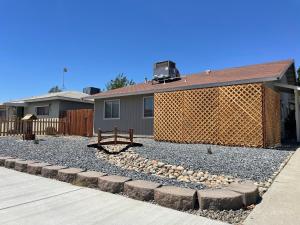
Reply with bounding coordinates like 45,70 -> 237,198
114,127 -> 117,145
129,128 -> 133,144
98,129 -> 102,145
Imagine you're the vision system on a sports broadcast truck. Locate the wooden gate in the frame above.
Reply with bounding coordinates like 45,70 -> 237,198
64,109 -> 94,137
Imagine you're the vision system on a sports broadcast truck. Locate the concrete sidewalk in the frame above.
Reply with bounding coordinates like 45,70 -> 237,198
244,149 -> 300,225
0,167 -> 227,225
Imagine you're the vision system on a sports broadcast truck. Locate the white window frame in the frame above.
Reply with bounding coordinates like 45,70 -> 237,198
143,96 -> 154,119
103,99 -> 120,120
35,105 -> 50,116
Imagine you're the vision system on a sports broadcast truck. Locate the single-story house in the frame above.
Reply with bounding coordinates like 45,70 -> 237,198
4,91 -> 94,119
87,59 -> 298,148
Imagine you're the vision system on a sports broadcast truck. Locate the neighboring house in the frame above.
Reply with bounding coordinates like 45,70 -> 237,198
0,105 -> 7,120
4,91 -> 94,119
87,59 -> 298,148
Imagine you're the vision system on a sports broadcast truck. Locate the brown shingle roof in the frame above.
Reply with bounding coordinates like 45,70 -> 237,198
89,59 -> 294,99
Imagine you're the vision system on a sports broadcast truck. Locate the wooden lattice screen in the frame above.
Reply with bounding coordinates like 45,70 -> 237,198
154,83 -> 280,148
263,86 -> 281,147
217,84 -> 263,147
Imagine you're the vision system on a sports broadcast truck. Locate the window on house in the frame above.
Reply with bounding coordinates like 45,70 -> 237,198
0,110 -> 6,118
36,106 -> 49,116
143,96 -> 154,118
104,100 -> 120,119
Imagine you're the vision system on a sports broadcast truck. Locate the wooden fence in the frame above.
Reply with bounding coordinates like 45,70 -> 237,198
64,109 -> 94,137
0,118 -> 65,136
0,109 -> 94,137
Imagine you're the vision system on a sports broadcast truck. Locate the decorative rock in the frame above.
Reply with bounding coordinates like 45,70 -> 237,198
15,160 -> 38,172
197,189 -> 243,210
98,175 -> 131,193
124,180 -> 161,201
176,166 -> 184,171
57,168 -> 84,183
0,156 -> 14,166
154,186 -> 197,211
187,170 -> 194,175
95,149 -> 237,188
27,162 -> 52,175
41,165 -> 68,179
157,162 -> 165,168
226,182 -> 259,206
4,158 -> 24,169
75,171 -> 107,188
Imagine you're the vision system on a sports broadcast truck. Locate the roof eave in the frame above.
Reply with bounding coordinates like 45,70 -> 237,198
24,96 -> 94,104
4,96 -> 94,105
90,77 -> 280,100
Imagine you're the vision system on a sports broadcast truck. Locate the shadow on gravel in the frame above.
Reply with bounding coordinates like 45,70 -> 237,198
272,142 -> 300,151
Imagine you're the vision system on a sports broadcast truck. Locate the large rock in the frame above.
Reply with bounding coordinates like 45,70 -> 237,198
154,186 -> 197,211
41,165 -> 68,179
197,189 -> 243,210
75,171 -> 107,188
124,180 -> 161,201
27,162 -> 52,175
57,168 -> 84,183
225,182 -> 259,206
98,175 -> 131,193
0,156 -> 14,166
15,160 -> 38,172
4,158 -> 25,169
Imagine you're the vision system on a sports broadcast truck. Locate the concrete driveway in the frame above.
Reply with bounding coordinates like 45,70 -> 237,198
0,167 -> 227,225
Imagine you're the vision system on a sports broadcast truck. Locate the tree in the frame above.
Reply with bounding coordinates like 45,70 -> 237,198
105,73 -> 135,90
48,86 -> 62,93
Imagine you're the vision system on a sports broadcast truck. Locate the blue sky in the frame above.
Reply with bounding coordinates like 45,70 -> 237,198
0,0 -> 299,102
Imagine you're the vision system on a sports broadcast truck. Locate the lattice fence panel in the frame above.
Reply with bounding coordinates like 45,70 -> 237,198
153,83 -> 279,148
218,83 -> 264,147
183,88 -> 219,143
154,91 -> 184,142
264,87 -> 281,147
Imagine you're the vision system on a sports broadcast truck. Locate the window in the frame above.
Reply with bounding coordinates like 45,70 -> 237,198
0,109 -> 6,119
104,100 -> 120,119
143,96 -> 154,118
36,106 -> 49,116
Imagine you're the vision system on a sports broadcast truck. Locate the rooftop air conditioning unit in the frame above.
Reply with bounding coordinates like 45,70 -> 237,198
153,61 -> 180,82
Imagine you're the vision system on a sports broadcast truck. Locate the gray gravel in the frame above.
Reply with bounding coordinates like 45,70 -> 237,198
134,138 -> 294,182
0,136 -> 203,189
188,208 -> 251,225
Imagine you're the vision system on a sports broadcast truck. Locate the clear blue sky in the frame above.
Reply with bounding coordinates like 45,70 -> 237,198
0,0 -> 299,103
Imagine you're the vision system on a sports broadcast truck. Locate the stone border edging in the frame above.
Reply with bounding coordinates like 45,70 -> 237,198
0,156 -> 259,211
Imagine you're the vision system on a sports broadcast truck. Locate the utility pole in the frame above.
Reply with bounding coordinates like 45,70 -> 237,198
62,67 -> 68,90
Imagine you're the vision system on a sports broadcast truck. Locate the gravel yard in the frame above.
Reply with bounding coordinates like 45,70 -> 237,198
0,136 -> 203,189
0,135 -> 295,225
135,138 -> 293,182
0,136 -> 293,184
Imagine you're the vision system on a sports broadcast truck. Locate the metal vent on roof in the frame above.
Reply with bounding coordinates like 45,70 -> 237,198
205,69 -> 211,74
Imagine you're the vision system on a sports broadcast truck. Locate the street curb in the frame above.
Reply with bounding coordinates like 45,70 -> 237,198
0,155 -> 259,211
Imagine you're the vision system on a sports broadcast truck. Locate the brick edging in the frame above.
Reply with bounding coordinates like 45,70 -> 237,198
0,156 -> 259,211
